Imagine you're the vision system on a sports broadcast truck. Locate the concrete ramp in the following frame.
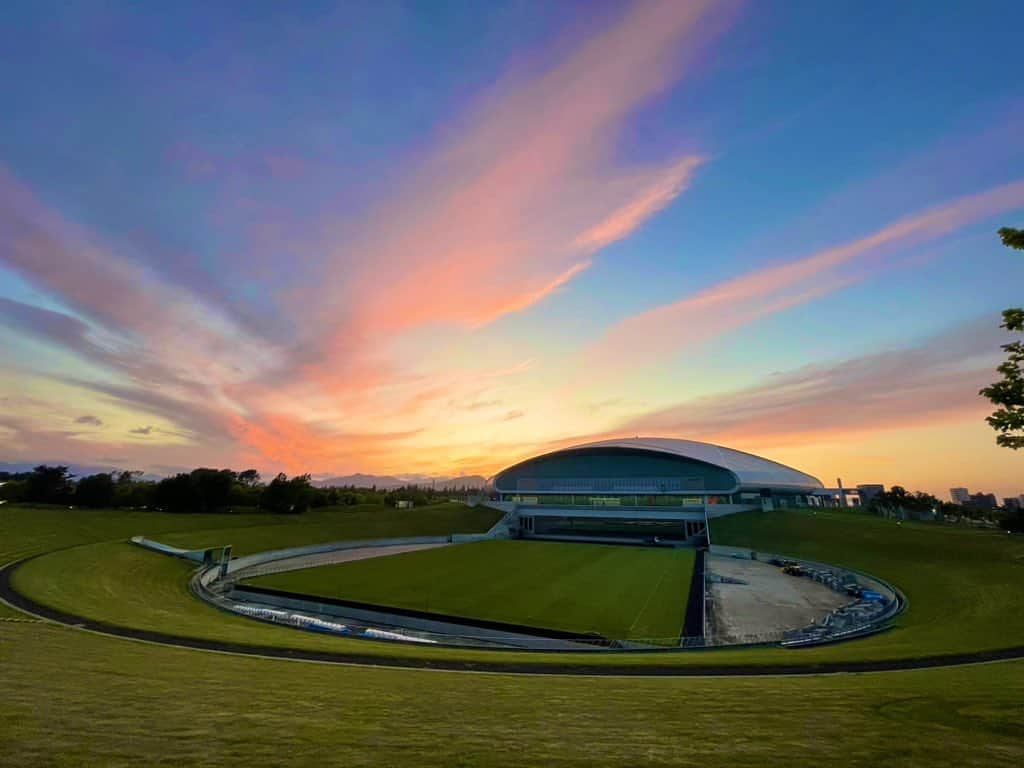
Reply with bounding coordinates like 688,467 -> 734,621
130,536 -> 226,565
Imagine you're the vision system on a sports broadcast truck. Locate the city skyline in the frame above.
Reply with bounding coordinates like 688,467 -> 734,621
2,1 -> 1024,497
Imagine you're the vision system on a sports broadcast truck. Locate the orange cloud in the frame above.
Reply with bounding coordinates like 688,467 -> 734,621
305,0 -> 725,350
1,2 -> 735,476
225,0 -> 730,466
618,318 -> 1004,444
481,260 -> 593,325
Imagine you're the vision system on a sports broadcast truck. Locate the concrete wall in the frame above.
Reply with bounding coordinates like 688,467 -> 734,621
226,587 -> 596,651
227,535 -> 454,579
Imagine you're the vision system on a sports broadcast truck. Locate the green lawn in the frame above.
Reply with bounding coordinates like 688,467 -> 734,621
2,621 -> 1023,767
0,501 -> 502,562
6,504 -> 1024,670
711,508 -> 1024,661
5,504 -> 1024,765
244,540 -> 695,642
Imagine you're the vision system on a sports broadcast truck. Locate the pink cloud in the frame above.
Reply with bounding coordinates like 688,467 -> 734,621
303,0 -> 726,350
572,156 -> 705,253
0,3 -> 733,474
618,318 -> 1005,446
587,178 -> 1024,366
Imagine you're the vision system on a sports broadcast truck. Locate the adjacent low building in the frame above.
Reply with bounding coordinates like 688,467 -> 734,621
488,437 -> 824,545
856,484 -> 885,505
950,487 -> 971,505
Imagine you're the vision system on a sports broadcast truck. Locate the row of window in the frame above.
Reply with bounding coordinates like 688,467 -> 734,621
504,493 -> 734,507
521,515 -> 708,541
504,492 -> 815,508
513,476 -> 706,492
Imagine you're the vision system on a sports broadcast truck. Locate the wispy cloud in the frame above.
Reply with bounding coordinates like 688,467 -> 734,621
572,156 -> 705,253
306,1 -> 724,348
618,318 -> 1005,445
588,179 -> 1024,366
0,1 -> 726,472
74,415 -> 102,427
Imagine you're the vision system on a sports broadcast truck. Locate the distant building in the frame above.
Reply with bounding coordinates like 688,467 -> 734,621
1004,497 -> 1022,512
394,499 -> 414,509
810,488 -> 861,507
950,487 -> 971,505
856,484 -> 885,505
966,492 -> 998,512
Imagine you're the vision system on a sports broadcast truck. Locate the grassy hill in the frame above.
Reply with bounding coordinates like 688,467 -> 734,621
3,503 -> 1024,765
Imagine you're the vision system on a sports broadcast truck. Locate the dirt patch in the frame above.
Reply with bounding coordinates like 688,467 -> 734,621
707,555 -> 850,644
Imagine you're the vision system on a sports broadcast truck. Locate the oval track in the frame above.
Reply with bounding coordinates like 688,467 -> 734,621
4,556 -> 1024,676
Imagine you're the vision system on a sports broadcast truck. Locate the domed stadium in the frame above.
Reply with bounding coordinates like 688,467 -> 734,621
489,437 -> 824,545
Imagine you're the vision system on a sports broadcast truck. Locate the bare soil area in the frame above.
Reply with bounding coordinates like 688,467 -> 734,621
707,555 -> 849,643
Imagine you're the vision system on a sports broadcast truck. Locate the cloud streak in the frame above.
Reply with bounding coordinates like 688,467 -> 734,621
617,318 -> 1006,446
588,179 -> 1024,366
306,0 -> 722,350
0,0 -> 727,471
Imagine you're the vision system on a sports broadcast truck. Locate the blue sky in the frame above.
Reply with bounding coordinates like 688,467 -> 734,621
1,1 -> 1023,496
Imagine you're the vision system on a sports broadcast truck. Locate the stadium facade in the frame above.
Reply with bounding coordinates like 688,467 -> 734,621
488,437 -> 824,545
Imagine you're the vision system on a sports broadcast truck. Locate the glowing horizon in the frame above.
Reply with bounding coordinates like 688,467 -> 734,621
1,1 -> 1023,499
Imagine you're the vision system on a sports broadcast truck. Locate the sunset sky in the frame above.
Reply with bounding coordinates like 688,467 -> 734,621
2,1 -> 1023,497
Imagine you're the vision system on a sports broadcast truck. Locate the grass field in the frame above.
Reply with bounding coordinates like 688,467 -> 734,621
4,503 -> 1024,765
1,620 -> 1022,767
9,505 -> 1024,669
244,539 -> 695,641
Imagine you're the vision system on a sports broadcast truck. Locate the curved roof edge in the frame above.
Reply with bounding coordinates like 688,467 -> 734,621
495,437 -> 824,491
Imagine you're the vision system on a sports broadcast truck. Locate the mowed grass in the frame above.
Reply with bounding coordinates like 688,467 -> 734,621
0,501 -> 502,562
245,540 -> 695,641
3,621 -> 1024,767
5,505 -> 1024,765
7,504 -> 1024,669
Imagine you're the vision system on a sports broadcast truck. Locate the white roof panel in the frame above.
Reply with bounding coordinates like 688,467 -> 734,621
550,437 -> 824,491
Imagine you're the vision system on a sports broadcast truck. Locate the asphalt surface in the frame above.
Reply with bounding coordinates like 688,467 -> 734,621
3,556 -> 1024,677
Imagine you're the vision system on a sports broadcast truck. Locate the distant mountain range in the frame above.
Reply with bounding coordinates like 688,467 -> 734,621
312,473 -> 488,490
0,462 -> 487,489
0,461 -> 157,479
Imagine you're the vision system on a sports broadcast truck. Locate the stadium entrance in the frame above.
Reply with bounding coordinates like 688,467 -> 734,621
518,509 -> 707,545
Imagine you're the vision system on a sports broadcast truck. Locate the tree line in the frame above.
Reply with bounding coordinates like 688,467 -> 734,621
0,466 -> 457,514
865,485 -> 1024,532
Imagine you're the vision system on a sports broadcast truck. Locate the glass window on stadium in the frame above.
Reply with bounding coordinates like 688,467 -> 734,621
531,516 -> 688,541
773,494 -> 810,509
505,494 -> 706,507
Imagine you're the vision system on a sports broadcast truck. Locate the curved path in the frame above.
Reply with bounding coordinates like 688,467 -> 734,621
4,557 -> 1024,676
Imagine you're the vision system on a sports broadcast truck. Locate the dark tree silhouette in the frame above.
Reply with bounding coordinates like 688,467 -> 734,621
980,227 -> 1024,449
74,473 -> 116,508
261,473 -> 313,514
25,465 -> 74,504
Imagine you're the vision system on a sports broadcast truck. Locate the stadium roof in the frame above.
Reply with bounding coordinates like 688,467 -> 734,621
519,437 -> 824,491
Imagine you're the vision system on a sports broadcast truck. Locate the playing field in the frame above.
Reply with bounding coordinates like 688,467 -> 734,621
244,539 -> 695,642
